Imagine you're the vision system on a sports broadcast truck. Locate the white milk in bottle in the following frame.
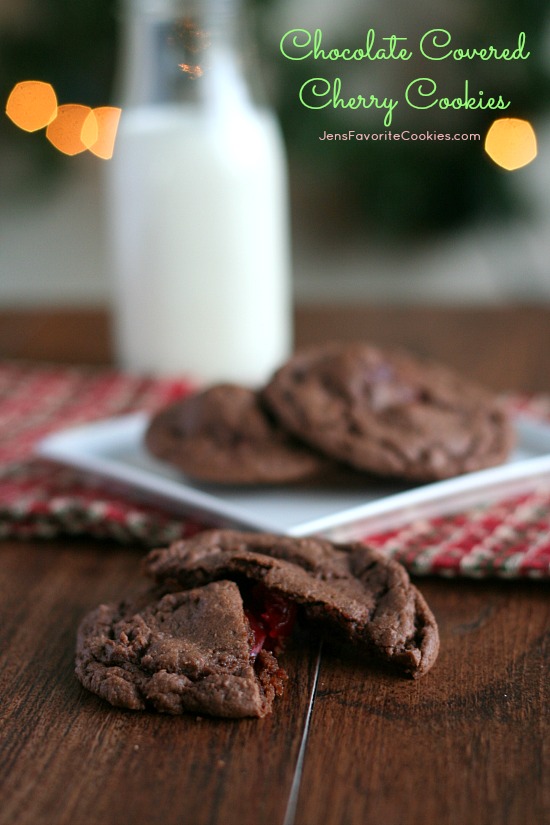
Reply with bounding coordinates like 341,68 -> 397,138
106,0 -> 292,383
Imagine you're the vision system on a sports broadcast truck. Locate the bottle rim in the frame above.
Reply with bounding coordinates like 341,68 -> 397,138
120,0 -> 234,15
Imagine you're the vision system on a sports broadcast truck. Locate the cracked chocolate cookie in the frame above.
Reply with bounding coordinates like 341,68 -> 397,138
145,529 -> 440,679
145,383 -> 330,484
262,342 -> 514,481
75,580 -> 287,718
76,530 -> 439,719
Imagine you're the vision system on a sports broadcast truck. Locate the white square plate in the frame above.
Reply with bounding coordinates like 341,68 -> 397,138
36,413 -> 550,541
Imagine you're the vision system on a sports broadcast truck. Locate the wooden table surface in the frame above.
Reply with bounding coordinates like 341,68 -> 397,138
1,305 -> 549,825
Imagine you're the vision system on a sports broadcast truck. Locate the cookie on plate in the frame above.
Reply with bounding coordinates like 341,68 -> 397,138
262,342 -> 514,481
145,529 -> 440,679
145,383 -> 330,484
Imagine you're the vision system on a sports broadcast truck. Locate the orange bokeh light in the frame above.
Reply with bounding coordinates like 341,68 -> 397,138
46,104 -> 95,156
83,106 -> 122,159
484,118 -> 538,171
80,109 -> 100,150
6,79 -> 121,160
6,80 -> 58,132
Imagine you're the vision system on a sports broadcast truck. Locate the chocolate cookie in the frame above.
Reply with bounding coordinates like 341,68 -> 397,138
75,580 -> 286,718
145,384 -> 330,484
145,529 -> 440,678
262,342 -> 514,481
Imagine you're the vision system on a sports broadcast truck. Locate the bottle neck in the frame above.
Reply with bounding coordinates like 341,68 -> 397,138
117,0 -> 258,109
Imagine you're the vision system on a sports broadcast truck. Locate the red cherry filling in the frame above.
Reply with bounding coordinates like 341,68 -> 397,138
243,584 -> 297,661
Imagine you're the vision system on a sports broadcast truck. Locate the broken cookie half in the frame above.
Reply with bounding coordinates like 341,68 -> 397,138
76,580 -> 287,718
76,530 -> 440,718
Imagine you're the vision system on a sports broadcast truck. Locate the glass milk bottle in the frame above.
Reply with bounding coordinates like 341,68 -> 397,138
106,0 -> 292,383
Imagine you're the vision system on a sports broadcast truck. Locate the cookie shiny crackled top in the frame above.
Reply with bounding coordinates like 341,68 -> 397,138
262,342 -> 514,481
145,529 -> 440,680
76,530 -> 439,719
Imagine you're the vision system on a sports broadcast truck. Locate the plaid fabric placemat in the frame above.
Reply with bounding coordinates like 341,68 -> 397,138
0,361 -> 549,579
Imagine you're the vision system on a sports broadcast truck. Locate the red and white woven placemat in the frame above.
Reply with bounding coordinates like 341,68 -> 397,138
1,361 -> 549,579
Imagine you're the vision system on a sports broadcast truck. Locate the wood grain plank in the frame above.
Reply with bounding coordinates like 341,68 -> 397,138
293,580 -> 549,825
0,309 -> 112,365
0,541 -> 318,825
1,304 -> 550,392
295,305 -> 550,393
